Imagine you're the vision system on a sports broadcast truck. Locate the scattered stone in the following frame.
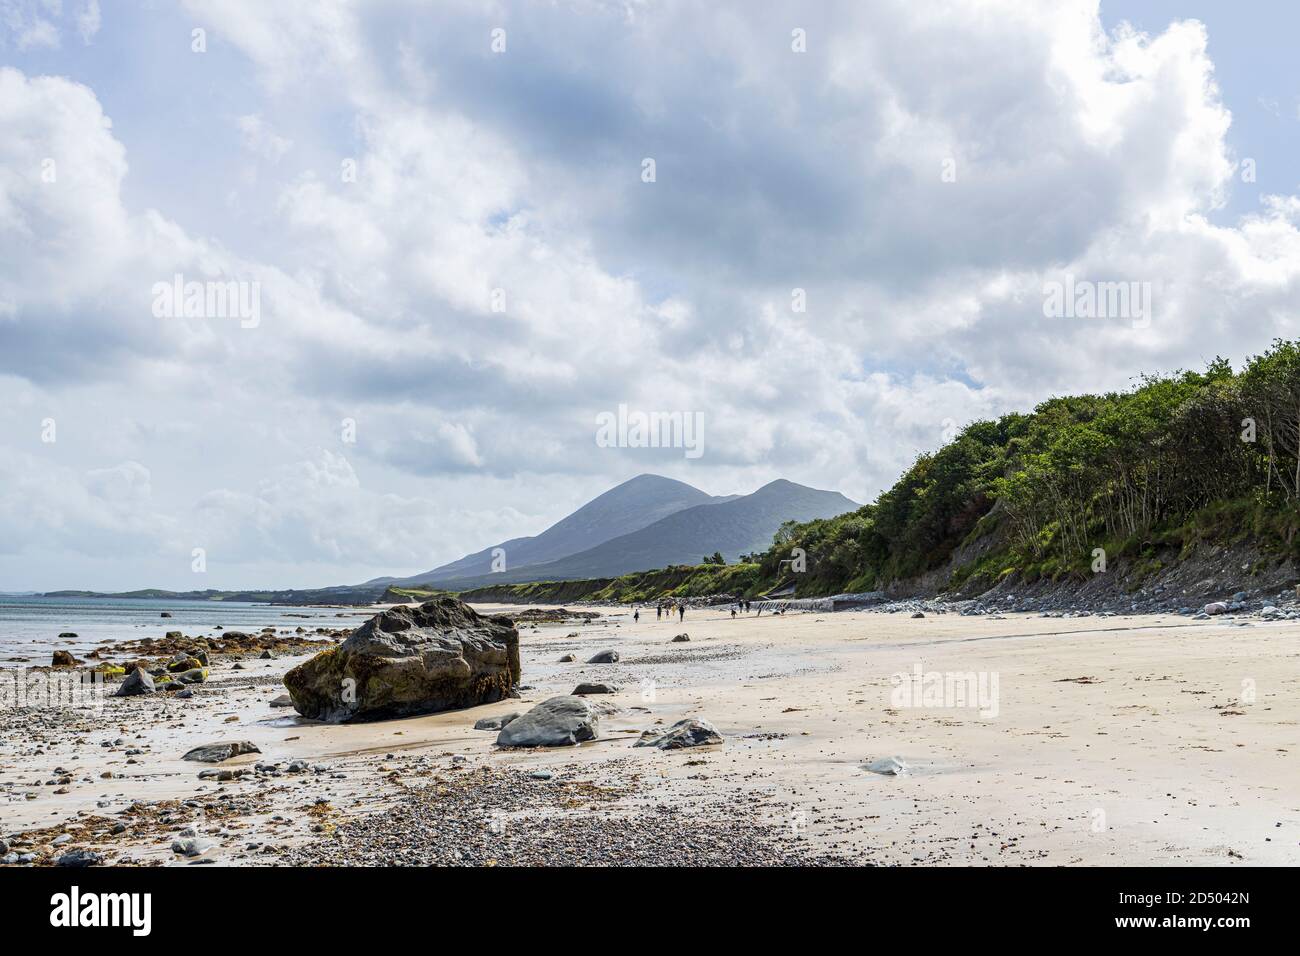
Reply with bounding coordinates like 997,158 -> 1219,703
171,838 -> 213,857
270,694 -> 294,708
864,756 -> 909,776
558,653 -> 576,662
496,696 -> 600,748
473,713 -> 520,731
51,650 -> 77,667
572,682 -> 617,695
182,741 -> 261,763
55,849 -> 103,867
1204,602 -> 1229,615
198,768 -> 250,781
672,633 -> 690,642
911,611 -> 925,618
115,668 -> 156,697
586,649 -> 620,664
635,718 -> 724,750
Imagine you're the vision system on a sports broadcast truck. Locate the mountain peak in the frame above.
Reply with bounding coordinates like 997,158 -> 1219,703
375,474 -> 857,589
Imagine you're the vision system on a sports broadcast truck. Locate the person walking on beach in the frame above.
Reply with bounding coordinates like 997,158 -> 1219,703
730,607 -> 737,619
656,604 -> 662,621
678,603 -> 685,622
634,608 -> 640,623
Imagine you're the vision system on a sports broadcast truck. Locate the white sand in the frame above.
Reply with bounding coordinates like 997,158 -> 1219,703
3,603 -> 1296,865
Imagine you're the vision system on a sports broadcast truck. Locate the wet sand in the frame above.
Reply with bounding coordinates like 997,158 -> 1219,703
2,603 -> 1297,865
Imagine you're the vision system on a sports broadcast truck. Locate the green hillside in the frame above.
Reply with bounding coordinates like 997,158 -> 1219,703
752,341 -> 1300,597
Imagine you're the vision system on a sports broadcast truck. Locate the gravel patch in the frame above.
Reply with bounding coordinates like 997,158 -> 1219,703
276,765 -> 852,866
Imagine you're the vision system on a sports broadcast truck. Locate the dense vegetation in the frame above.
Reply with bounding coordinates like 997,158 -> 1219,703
753,341 -> 1300,597
449,563 -> 762,604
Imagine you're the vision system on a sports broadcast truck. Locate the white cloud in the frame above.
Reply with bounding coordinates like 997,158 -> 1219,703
75,0 -> 98,44
3,0 -> 1300,588
1,0 -> 103,50
191,450 -> 445,566
236,113 -> 292,163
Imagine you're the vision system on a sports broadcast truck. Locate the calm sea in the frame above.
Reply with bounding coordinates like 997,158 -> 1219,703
0,596 -> 372,665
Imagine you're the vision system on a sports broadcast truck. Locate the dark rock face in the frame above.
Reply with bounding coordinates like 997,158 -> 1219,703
496,696 -> 599,748
285,598 -> 520,723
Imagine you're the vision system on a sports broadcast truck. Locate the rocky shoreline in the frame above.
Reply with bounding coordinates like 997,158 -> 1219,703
4,595 -> 1298,868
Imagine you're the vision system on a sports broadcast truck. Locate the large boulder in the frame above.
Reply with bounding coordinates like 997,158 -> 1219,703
496,696 -> 600,748
285,598 -> 520,722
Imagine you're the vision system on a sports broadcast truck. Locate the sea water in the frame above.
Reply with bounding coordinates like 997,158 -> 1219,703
0,596 -> 369,665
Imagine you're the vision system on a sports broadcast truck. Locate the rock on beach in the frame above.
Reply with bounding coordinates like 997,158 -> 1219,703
285,598 -> 520,722
496,696 -> 600,748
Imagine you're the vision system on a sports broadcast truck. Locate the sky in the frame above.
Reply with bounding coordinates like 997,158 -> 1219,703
2,0 -> 1299,592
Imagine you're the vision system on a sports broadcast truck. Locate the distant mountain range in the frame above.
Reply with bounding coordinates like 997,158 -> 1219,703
368,474 -> 732,587
379,474 -> 857,590
35,474 -> 857,602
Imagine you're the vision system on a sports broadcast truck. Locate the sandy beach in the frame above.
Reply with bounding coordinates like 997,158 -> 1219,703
2,602 -> 1297,866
